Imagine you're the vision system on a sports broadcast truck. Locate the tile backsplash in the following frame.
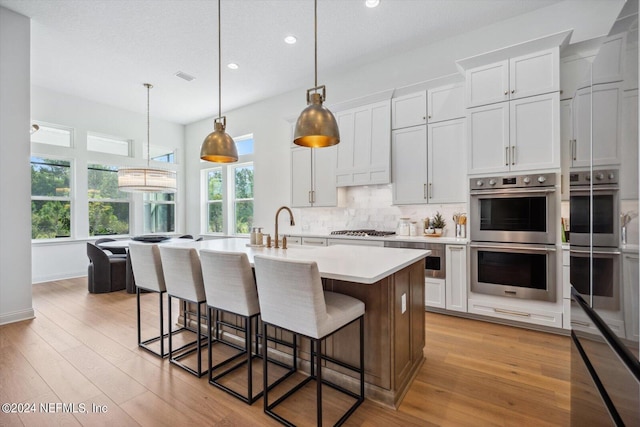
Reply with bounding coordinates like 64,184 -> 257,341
291,185 -> 467,237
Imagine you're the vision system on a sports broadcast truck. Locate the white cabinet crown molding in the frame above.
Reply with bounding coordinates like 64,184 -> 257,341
455,29 -> 573,74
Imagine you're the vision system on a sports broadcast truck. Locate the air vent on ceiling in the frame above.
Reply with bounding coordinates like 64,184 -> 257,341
174,71 -> 195,82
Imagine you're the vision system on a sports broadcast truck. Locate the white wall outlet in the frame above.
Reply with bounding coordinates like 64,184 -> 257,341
401,293 -> 407,314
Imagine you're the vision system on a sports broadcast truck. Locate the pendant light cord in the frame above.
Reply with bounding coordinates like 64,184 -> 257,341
145,83 -> 151,168
314,0 -> 317,88
218,0 -> 222,119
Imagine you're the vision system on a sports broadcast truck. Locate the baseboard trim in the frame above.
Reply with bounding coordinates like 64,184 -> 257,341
32,272 -> 86,284
0,308 -> 35,326
426,307 -> 570,336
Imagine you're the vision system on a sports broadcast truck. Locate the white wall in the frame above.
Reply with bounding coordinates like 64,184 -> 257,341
185,0 -> 624,238
31,87 -> 186,283
0,7 -> 33,324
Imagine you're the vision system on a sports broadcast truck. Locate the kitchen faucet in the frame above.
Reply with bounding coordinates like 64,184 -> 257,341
274,206 -> 295,249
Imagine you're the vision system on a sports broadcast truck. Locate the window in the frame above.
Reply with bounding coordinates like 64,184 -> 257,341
203,134 -> 254,235
87,133 -> 130,156
88,164 -> 130,236
144,193 -> 176,234
149,145 -> 176,163
31,124 -> 73,148
31,157 -> 72,239
232,164 -> 254,234
206,169 -> 223,233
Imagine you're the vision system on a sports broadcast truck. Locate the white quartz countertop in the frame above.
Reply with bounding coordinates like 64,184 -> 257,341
173,238 -> 430,285
288,233 -> 469,245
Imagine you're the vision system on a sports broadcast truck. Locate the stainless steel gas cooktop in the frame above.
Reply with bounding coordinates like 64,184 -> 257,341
330,229 -> 396,237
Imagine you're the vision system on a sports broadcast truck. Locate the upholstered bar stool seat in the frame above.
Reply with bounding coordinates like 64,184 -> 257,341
200,250 -> 264,404
128,242 -> 190,358
159,245 -> 209,377
253,255 -> 365,427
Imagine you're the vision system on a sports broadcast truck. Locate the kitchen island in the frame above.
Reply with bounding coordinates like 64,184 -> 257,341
174,238 -> 429,408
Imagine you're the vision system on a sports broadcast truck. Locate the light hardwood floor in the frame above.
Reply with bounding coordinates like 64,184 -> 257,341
0,278 -> 570,426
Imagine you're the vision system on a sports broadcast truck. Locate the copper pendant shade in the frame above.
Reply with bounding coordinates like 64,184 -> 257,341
293,0 -> 340,148
118,83 -> 177,193
200,0 -> 238,163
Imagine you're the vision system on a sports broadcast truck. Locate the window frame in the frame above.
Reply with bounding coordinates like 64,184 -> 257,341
143,192 -> 177,235
201,134 -> 254,236
87,163 -> 131,237
86,131 -> 132,157
30,154 -> 74,241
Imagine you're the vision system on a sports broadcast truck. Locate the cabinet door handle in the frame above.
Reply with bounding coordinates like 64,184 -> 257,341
312,190 -> 315,204
505,147 -> 509,166
504,90 -> 509,95
572,139 -> 577,161
423,183 -> 427,199
571,320 -> 590,327
511,146 -> 515,165
308,190 -> 312,204
429,183 -> 433,199
511,89 -> 515,94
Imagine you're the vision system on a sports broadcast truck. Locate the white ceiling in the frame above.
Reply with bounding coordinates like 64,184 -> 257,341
0,0 -> 564,125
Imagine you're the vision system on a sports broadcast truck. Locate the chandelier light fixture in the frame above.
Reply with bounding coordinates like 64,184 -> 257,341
117,83 -> 177,193
200,0 -> 238,163
293,0 -> 340,148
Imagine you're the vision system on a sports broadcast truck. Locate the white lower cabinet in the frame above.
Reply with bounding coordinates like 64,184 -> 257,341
468,298 -> 563,328
425,245 -> 467,312
425,278 -> 445,309
623,252 -> 639,342
445,245 -> 467,312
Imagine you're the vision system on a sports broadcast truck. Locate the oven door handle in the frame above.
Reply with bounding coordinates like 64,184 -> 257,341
470,187 -> 556,196
470,243 -> 556,252
570,185 -> 619,193
570,248 -> 621,255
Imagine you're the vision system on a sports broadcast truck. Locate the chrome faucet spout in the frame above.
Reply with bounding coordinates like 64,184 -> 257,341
275,206 -> 295,249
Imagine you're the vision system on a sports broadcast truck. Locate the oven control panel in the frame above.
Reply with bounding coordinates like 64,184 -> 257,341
569,169 -> 618,186
470,173 -> 556,190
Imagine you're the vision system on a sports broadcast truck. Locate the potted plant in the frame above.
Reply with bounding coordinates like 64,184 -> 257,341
431,212 -> 446,235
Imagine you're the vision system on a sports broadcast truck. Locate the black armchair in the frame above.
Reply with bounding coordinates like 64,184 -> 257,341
95,238 -> 128,255
87,242 -> 127,293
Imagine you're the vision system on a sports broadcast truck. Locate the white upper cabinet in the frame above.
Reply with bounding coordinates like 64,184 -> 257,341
465,48 -> 560,108
392,125 -> 428,205
467,102 -> 510,175
571,82 -> 622,167
592,33 -> 625,85
391,91 -> 427,129
560,99 -> 573,200
468,92 -> 560,175
427,83 -> 465,123
509,92 -> 560,172
427,118 -> 466,203
466,60 -> 509,107
291,146 -> 337,208
335,99 -> 391,187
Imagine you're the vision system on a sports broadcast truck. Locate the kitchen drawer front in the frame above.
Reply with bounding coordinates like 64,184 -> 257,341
468,298 -> 562,328
287,236 -> 302,245
327,238 -> 384,247
301,237 -> 327,246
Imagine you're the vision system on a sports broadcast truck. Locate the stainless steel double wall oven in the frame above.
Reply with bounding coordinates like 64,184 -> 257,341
569,169 -> 621,311
469,173 -> 557,302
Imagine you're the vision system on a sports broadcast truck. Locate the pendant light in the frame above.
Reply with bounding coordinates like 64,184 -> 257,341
293,0 -> 340,148
117,83 -> 177,193
200,0 -> 238,163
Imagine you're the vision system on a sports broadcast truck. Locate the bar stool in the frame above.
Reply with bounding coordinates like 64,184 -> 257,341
159,246 -> 209,377
200,249 -> 263,404
128,242 -> 168,358
253,255 -> 365,427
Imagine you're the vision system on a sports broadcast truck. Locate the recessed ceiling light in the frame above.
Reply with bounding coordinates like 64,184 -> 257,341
175,71 -> 195,81
284,35 -> 297,44
227,63 -> 239,70
365,0 -> 380,8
